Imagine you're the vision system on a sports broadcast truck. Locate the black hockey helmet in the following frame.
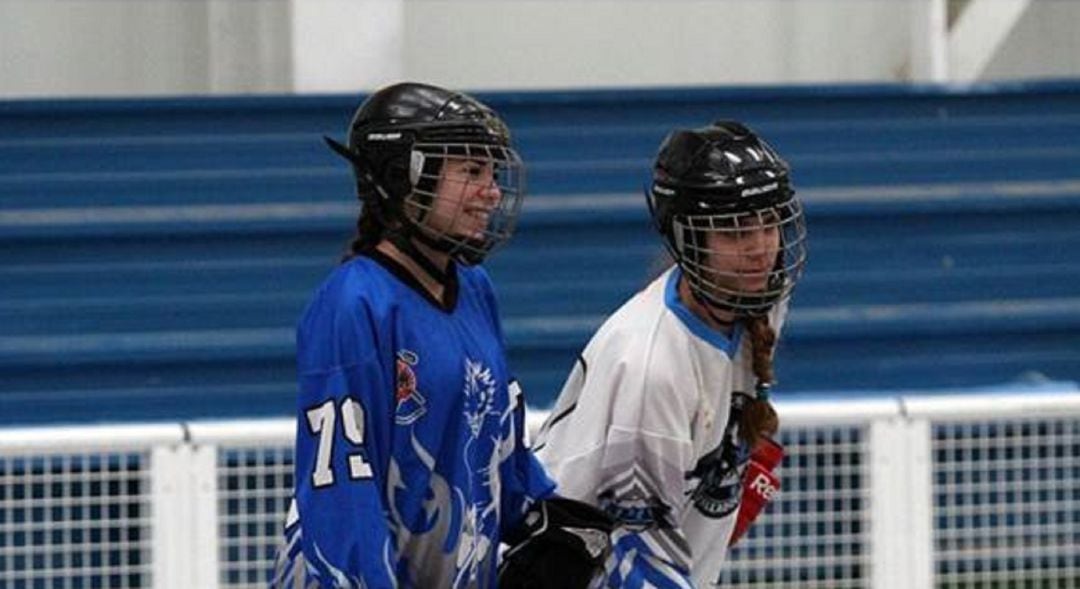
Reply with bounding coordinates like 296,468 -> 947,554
647,121 -> 807,315
325,82 -> 525,264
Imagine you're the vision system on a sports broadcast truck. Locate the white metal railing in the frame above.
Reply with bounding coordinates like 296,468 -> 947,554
1,391 -> 1079,589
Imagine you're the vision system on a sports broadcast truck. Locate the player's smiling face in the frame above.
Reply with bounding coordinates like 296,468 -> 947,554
701,212 -> 781,295
425,157 -> 502,240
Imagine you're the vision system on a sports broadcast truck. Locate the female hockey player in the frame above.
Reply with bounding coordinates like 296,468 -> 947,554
533,121 -> 808,587
269,82 -> 562,588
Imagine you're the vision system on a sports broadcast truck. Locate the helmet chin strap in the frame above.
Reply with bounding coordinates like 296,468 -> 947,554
340,142 -> 495,278
356,173 -> 456,285
400,214 -> 491,268
385,225 -> 452,285
688,284 -> 738,327
683,257 -> 785,319
685,274 -> 777,322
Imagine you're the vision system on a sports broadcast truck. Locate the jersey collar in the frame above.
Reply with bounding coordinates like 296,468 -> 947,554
664,266 -> 743,358
366,248 -> 460,313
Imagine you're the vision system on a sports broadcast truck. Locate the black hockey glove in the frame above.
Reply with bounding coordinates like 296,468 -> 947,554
498,497 -> 616,589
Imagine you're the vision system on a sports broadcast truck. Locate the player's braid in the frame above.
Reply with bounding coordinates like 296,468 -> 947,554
740,316 -> 780,449
341,202 -> 386,262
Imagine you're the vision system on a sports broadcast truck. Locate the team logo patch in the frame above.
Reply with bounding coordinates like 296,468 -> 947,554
686,443 -> 747,518
597,490 -> 673,530
685,406 -> 751,519
463,359 -> 497,437
457,358 -> 501,583
394,350 -> 427,425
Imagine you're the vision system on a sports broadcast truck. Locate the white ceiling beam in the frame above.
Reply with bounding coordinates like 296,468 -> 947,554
949,0 -> 1033,82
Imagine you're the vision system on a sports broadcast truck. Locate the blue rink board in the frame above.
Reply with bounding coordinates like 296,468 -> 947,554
2,80 -> 1080,426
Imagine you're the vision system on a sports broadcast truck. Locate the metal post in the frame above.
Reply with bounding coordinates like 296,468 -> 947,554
869,417 -> 934,589
151,445 -> 193,589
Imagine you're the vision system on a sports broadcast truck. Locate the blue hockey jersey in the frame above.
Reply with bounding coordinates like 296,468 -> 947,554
272,252 -> 555,588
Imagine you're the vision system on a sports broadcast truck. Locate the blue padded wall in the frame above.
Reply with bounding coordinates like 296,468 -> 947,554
2,82 -> 1080,425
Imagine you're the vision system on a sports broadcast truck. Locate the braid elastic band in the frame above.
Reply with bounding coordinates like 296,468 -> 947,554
755,381 -> 772,402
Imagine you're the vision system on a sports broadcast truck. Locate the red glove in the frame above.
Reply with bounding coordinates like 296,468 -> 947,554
728,436 -> 783,546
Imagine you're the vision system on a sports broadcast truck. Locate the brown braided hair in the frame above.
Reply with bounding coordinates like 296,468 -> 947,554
739,315 -> 780,449
341,201 -> 387,262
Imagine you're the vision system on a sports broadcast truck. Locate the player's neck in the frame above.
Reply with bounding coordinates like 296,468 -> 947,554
376,239 -> 451,301
678,276 -> 737,335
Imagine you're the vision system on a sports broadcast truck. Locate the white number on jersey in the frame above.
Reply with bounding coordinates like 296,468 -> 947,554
305,397 -> 374,488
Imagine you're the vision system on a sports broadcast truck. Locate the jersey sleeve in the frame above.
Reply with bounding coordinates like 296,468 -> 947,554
280,283 -> 400,588
536,351 -> 699,589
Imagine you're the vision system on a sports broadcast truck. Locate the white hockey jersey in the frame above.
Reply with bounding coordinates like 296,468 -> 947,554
534,266 -> 786,588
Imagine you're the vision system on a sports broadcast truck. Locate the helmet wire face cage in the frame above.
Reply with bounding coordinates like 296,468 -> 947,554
403,140 -> 525,265
671,195 -> 806,315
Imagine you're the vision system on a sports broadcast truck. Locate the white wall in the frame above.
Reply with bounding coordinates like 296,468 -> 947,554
0,1 -> 212,97
207,0 -> 292,93
0,0 -> 291,98
982,0 -> 1080,80
290,0 -> 404,93
0,0 -> 1077,99
402,0 -> 913,90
